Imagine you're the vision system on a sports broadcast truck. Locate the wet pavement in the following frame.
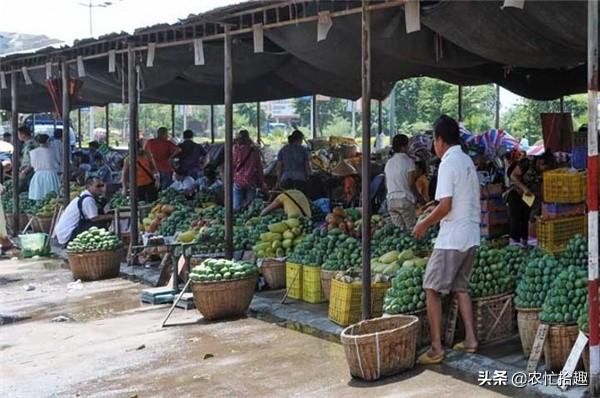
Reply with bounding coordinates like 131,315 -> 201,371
1,258 -> 511,397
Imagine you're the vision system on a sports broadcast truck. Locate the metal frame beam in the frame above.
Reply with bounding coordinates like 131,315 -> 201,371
360,0 -> 372,320
127,44 -> 139,246
223,27 -> 234,259
10,71 -> 19,234
61,61 -> 71,207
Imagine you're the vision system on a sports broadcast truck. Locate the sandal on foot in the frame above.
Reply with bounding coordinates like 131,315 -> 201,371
417,351 -> 444,365
452,342 -> 478,353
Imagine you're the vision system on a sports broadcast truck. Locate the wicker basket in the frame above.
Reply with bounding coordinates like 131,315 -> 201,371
31,216 -> 53,233
68,249 -> 124,281
261,259 -> 286,289
516,307 -> 541,358
341,315 -> 419,381
191,276 -> 257,320
320,269 -> 337,302
543,323 -> 580,371
456,293 -> 515,345
302,265 -> 325,303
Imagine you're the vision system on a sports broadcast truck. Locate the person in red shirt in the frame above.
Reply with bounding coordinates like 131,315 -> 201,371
144,127 -> 181,190
233,129 -> 263,210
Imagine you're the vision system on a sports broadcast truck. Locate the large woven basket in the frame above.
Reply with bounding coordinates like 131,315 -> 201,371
516,307 -> 541,358
261,259 -> 286,289
543,323 -> 580,371
320,269 -> 337,301
68,249 -> 124,281
341,315 -> 419,381
191,276 -> 257,320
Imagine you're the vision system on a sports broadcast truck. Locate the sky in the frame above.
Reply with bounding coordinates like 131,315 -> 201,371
0,0 -> 520,110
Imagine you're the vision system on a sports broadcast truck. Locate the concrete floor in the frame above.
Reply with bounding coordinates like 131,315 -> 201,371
1,258 -> 511,397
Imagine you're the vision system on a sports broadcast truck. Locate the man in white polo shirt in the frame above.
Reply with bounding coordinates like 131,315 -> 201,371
55,177 -> 111,246
412,115 -> 481,365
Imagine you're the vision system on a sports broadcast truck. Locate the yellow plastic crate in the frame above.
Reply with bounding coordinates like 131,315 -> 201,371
537,215 -> 587,254
302,265 -> 325,303
285,262 -> 303,300
328,278 -> 390,326
543,169 -> 587,204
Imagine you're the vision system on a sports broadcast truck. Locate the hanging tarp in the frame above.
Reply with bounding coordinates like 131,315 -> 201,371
0,0 -> 598,112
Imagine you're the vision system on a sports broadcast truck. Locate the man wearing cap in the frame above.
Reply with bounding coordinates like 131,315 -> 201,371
384,134 -> 417,230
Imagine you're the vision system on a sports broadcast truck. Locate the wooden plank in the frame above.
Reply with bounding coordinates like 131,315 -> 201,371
526,323 -> 549,373
560,331 -> 588,391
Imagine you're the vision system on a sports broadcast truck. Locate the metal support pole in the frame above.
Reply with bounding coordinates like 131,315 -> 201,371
224,26 -> 234,259
351,100 -> 356,136
77,108 -> 82,149
128,44 -> 139,246
560,96 -> 565,113
171,104 -> 175,137
105,104 -> 109,145
587,1 -> 600,395
61,61 -> 71,207
457,85 -> 463,122
378,99 -> 382,135
32,114 -> 36,134
495,84 -> 500,129
360,0 -> 372,320
10,71 -> 19,234
256,102 -> 261,144
311,95 -> 318,138
209,105 -> 215,143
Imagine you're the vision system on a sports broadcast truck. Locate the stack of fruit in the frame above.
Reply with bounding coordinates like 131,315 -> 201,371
371,225 -> 416,258
143,203 -> 177,233
189,259 -> 258,282
502,245 -> 527,284
321,233 -> 361,271
157,188 -> 187,205
371,249 -> 428,277
288,231 -> 328,266
323,207 -> 361,235
158,205 -> 196,236
253,217 -> 307,258
383,266 -> 426,314
514,254 -> 560,309
108,193 -> 130,209
34,192 -> 62,217
333,268 -> 388,284
539,267 -> 588,324
469,244 -> 515,298
67,227 -> 122,252
559,234 -> 587,269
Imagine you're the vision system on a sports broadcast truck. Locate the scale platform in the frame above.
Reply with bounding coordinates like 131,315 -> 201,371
140,287 -> 195,309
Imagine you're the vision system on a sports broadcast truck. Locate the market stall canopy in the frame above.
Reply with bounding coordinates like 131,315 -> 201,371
0,0 -> 597,112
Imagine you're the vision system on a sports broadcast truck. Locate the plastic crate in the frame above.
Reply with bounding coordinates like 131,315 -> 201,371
541,202 -> 586,219
302,265 -> 325,303
285,262 -> 303,300
537,215 -> 587,254
542,169 -> 586,204
571,146 -> 587,170
328,279 -> 390,326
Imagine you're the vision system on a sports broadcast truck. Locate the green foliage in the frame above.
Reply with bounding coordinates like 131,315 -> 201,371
322,115 -> 352,137
501,95 -> 587,142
